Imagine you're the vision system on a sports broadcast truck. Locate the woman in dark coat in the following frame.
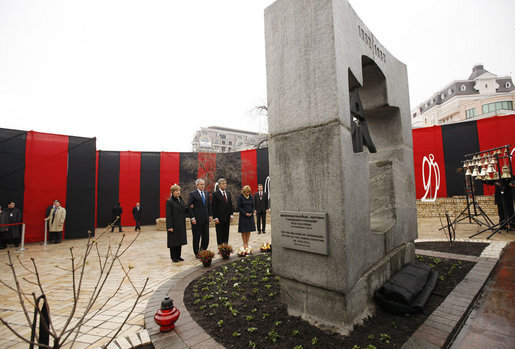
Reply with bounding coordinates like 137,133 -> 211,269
237,185 -> 256,249
166,184 -> 188,262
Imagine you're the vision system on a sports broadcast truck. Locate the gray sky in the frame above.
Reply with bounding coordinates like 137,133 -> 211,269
1,0 -> 514,152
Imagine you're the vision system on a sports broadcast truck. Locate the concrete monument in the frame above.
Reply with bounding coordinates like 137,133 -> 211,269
265,0 -> 417,333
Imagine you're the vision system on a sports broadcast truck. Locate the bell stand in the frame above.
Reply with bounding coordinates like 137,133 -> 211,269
438,170 -> 494,232
470,145 -> 514,239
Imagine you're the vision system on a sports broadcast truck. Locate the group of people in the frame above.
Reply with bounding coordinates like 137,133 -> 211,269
0,201 -> 22,249
110,202 -> 143,232
165,178 -> 269,262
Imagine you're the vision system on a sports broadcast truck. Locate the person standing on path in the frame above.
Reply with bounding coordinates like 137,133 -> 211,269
254,184 -> 269,234
211,178 -> 234,245
132,202 -> 142,232
188,179 -> 212,257
166,185 -> 188,262
45,200 -> 66,244
111,202 -> 123,232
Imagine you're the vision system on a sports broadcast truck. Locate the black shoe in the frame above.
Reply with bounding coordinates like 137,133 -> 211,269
55,241 -> 62,244
262,231 -> 266,234
172,259 -> 179,263
178,257 -> 184,261
258,231 -> 262,234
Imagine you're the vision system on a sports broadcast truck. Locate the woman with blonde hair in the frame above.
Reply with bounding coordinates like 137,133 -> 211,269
237,185 -> 256,249
166,184 -> 188,262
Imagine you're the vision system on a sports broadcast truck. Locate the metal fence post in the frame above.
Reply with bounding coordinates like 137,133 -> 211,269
43,220 -> 48,246
18,223 -> 27,251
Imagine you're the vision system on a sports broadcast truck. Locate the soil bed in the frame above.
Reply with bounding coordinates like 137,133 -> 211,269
415,241 -> 489,256
184,242 -> 482,348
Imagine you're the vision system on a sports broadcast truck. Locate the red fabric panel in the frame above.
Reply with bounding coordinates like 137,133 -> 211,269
198,153 -> 217,192
412,126 -> 447,199
241,149 -> 258,193
23,131 -> 69,243
119,151 -> 141,226
477,114 -> 515,195
95,151 -> 99,227
160,152 -> 180,217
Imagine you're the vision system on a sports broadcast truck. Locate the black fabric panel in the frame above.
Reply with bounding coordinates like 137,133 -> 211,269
441,122 -> 482,196
0,128 -> 27,211
256,148 -> 269,188
97,151 -> 120,227
179,152 -> 198,198
216,152 -> 241,201
140,152 -> 160,225
66,136 -> 97,238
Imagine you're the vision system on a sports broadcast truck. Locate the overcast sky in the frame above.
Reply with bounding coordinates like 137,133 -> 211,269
1,0 -> 514,152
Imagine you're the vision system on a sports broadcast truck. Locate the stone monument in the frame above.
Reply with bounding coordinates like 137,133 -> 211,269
264,0 -> 417,333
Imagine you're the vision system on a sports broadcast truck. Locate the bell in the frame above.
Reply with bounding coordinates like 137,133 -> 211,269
489,156 -> 496,165
501,165 -> 512,179
479,166 -> 487,177
465,167 -> 472,176
486,164 -> 493,174
492,171 -> 500,180
471,167 -> 479,177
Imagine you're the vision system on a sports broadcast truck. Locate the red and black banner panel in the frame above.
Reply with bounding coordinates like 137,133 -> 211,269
256,148 -> 270,188
23,131 -> 69,243
0,128 -> 27,211
97,151 -> 120,227
441,121 -> 482,197
66,136 -> 96,239
241,149 -> 258,192
119,151 -> 141,227
159,152 -> 180,218
141,152 -> 161,225
216,151 -> 242,194
412,126 -> 447,200
477,115 -> 515,195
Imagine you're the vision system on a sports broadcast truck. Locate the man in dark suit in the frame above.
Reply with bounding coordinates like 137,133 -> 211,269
188,179 -> 212,257
212,178 -> 234,245
111,202 -> 123,232
132,202 -> 142,232
254,184 -> 269,234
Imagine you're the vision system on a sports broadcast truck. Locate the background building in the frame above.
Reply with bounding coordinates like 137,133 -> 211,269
192,126 -> 267,152
411,65 -> 514,128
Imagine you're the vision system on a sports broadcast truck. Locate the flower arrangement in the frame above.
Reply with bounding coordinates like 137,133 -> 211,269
197,250 -> 215,263
218,243 -> 233,259
260,242 -> 272,252
238,246 -> 253,257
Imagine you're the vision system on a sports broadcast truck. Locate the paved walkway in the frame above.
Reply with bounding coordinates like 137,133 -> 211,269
0,217 -> 513,348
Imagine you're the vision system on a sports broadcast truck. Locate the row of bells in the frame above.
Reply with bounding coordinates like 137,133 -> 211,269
463,149 -> 509,168
465,163 -> 512,180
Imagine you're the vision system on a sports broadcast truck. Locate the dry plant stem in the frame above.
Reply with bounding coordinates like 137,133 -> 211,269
0,317 -> 52,349
5,250 -> 33,327
101,277 -> 149,348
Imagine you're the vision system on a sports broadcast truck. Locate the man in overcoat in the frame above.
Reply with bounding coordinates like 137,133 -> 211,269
132,202 -> 142,232
46,200 -> 66,244
188,179 -> 212,257
254,184 -> 270,234
111,202 -> 123,232
211,178 -> 234,245
7,201 -> 22,247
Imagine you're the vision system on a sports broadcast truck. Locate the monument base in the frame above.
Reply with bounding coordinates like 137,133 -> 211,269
279,242 -> 415,334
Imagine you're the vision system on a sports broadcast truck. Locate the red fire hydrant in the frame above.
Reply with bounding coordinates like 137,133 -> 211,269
154,297 -> 180,332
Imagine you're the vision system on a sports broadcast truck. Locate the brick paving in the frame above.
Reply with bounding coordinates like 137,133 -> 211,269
0,217 -> 513,348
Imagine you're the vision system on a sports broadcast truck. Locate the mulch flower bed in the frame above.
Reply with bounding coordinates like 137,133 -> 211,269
415,241 -> 489,256
184,241 -> 483,348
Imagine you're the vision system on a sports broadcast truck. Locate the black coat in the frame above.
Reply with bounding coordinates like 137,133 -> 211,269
254,191 -> 269,213
188,190 -> 212,224
132,206 -> 143,220
166,197 -> 188,248
211,189 -> 234,222
111,205 -> 122,221
7,208 -> 22,239
237,194 -> 256,232
0,210 -> 8,234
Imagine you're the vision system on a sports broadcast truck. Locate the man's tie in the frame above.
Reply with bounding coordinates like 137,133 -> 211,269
201,191 -> 206,205
52,207 -> 57,224
223,191 -> 227,203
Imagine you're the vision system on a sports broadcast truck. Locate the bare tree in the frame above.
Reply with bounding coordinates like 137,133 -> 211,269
0,221 -> 148,348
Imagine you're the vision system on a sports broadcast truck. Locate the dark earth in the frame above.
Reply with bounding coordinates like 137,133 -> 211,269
184,241 -> 485,348
415,241 -> 488,256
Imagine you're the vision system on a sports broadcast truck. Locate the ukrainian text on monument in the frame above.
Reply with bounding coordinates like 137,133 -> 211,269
279,211 -> 328,255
